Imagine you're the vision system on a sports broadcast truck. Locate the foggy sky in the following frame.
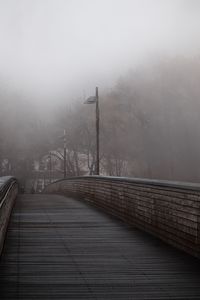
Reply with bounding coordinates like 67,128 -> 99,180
0,0 -> 199,103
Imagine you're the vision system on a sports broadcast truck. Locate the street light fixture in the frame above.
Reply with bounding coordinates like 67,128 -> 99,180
63,129 -> 67,178
84,87 -> 100,175
58,129 -> 67,178
48,152 -> 52,184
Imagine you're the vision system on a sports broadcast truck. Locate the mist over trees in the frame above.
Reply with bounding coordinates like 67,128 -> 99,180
1,57 -> 200,183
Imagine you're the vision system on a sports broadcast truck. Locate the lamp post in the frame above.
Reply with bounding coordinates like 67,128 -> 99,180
84,87 -> 100,175
48,152 -> 52,184
63,129 -> 67,178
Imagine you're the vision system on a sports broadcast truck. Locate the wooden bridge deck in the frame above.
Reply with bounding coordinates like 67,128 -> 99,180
1,194 -> 200,299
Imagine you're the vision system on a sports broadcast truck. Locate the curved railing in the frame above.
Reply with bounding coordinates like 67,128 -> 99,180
43,176 -> 200,259
0,176 -> 18,255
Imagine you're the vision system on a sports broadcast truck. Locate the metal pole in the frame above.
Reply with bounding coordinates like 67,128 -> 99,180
63,129 -> 67,178
49,153 -> 52,184
96,87 -> 100,175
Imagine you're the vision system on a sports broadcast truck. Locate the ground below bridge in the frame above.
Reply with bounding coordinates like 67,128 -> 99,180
1,194 -> 200,299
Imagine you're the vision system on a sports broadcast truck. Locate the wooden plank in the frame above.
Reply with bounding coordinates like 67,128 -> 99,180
0,194 -> 200,299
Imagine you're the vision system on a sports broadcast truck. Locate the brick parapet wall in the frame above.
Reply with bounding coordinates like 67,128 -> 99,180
0,180 -> 18,255
43,176 -> 200,258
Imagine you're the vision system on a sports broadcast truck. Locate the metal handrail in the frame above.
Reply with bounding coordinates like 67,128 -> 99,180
43,175 -> 200,192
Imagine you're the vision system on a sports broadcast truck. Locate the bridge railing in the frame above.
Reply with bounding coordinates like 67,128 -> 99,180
0,176 -> 18,255
43,176 -> 200,259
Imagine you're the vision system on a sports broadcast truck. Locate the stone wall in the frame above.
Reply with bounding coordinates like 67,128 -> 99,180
43,176 -> 200,258
0,178 -> 18,255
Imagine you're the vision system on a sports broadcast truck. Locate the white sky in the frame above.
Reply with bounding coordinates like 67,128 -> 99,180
0,0 -> 199,103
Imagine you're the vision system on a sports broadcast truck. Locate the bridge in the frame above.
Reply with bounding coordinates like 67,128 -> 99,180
0,176 -> 200,299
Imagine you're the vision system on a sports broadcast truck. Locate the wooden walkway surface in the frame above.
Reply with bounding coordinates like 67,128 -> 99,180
1,194 -> 200,299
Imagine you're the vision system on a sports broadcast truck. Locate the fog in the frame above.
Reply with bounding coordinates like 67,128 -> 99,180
1,0 -> 200,186
0,0 -> 199,103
